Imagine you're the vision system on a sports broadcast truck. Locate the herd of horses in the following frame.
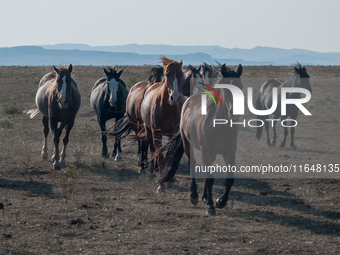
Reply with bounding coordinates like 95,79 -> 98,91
28,58 -> 312,215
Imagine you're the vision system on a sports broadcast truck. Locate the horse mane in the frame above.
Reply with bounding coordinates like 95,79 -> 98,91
202,62 -> 219,78
160,56 -> 182,74
292,62 -> 309,78
147,66 -> 164,82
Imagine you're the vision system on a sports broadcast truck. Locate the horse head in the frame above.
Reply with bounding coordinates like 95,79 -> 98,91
53,64 -> 73,109
201,63 -> 219,86
221,63 -> 243,89
161,57 -> 184,106
293,63 -> 312,94
104,66 -> 124,107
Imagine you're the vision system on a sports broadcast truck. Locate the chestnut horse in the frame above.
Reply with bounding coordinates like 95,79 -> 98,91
155,64 -> 243,215
140,57 -> 184,186
90,66 -> 128,160
255,63 -> 312,149
28,64 -> 81,170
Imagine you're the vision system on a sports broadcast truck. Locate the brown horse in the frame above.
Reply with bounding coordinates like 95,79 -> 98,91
156,64 -> 243,215
28,65 -> 81,170
140,57 -> 184,187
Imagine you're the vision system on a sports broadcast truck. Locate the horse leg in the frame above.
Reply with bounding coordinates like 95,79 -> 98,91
113,140 -> 122,161
271,118 -> 278,146
112,115 -> 123,161
146,127 -> 156,175
290,118 -> 297,150
50,118 -> 61,170
216,154 -> 235,209
264,117 -> 271,147
154,132 -> 166,192
137,139 -> 142,165
60,122 -> 73,165
205,176 -> 216,216
280,116 -> 288,148
202,180 -> 208,202
41,116 -> 49,160
98,117 -> 109,158
139,140 -> 149,173
202,148 -> 216,216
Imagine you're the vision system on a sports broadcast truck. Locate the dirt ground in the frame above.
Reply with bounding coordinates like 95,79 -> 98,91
0,65 -> 339,254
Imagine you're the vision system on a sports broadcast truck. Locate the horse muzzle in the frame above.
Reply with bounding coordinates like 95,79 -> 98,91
109,99 -> 117,107
58,99 -> 69,109
169,95 -> 181,106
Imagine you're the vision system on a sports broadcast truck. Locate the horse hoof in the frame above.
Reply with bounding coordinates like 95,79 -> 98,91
280,142 -> 285,148
41,152 -> 48,160
144,162 -> 149,168
291,146 -> 297,150
102,153 -> 109,158
206,208 -> 216,216
267,144 -> 272,148
216,198 -> 227,209
190,196 -> 198,205
156,185 -> 165,193
115,155 -> 122,161
138,167 -> 145,174
53,162 -> 61,170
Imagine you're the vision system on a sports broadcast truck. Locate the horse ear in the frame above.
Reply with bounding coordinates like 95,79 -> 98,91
179,60 -> 183,68
104,68 -> 110,78
53,65 -> 59,74
117,69 -> 124,78
237,64 -> 243,77
68,64 -> 73,74
198,65 -> 202,72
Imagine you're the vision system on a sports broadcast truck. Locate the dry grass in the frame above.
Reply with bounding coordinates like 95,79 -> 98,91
0,65 -> 339,254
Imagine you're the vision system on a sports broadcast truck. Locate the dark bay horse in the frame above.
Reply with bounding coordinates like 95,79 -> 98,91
155,64 -> 243,215
28,64 -> 81,170
255,63 -> 312,149
140,57 -> 185,185
113,66 -> 164,172
90,66 -> 129,160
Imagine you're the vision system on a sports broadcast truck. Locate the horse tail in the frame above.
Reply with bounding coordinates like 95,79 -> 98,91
157,132 -> 184,185
26,109 -> 40,119
255,97 -> 263,140
110,115 -> 133,141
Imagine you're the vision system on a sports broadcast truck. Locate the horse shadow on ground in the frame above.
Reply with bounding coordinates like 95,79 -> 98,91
84,163 -> 141,183
0,178 -> 59,199
169,163 -> 340,236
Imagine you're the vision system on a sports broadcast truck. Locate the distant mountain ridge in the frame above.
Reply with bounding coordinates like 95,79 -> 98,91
0,43 -> 339,66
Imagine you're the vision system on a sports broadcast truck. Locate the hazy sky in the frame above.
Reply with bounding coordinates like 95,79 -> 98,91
0,0 -> 339,52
